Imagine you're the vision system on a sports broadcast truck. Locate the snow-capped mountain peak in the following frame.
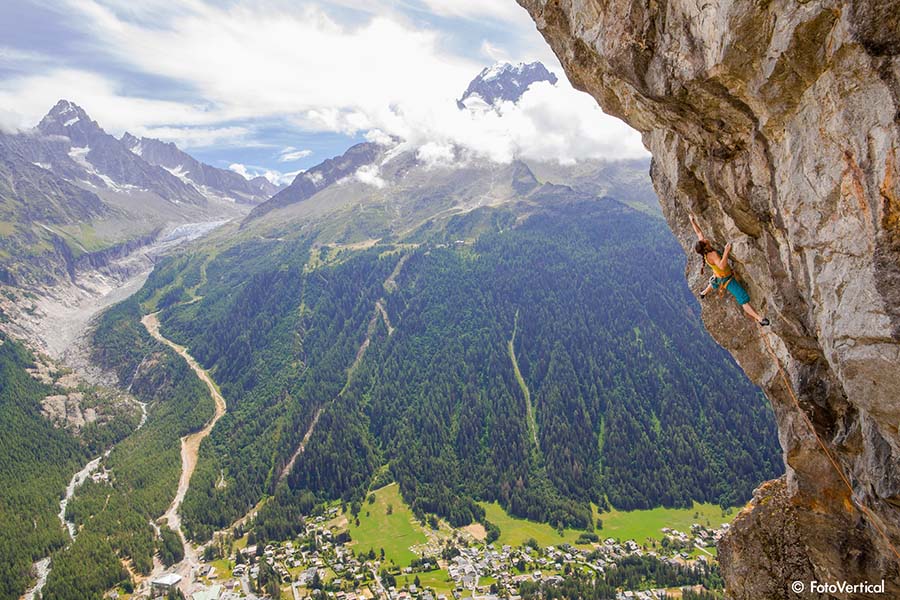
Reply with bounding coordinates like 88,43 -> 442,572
37,100 -> 103,143
457,61 -> 558,109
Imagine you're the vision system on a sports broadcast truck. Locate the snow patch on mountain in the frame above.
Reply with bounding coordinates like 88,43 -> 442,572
163,164 -> 192,184
66,145 -> 132,193
67,146 -> 89,161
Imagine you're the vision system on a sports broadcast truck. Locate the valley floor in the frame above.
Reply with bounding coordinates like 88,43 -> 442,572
139,311 -> 228,596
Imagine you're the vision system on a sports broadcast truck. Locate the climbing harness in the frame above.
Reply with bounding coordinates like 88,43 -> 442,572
715,275 -> 734,299
758,328 -> 900,564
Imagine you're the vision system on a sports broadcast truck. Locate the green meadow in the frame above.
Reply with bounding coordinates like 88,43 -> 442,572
347,483 -> 427,567
482,501 -> 735,548
599,503 -> 734,545
343,485 -> 733,570
481,502 -> 590,548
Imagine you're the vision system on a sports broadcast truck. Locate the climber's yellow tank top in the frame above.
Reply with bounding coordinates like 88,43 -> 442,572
706,256 -> 732,278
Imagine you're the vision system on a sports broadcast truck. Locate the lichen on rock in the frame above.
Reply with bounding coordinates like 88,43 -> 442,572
517,0 -> 900,596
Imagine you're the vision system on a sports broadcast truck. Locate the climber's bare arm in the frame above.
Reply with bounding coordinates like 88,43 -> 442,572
689,214 -> 706,241
717,242 -> 732,270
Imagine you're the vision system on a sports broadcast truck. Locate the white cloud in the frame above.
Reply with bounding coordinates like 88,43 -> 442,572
278,146 -> 313,162
137,125 -> 256,148
0,108 -> 23,133
354,164 -> 386,188
479,40 -> 509,63
0,45 -> 52,66
229,163 -> 299,186
375,81 -> 648,164
63,1 -> 478,121
416,0 -> 532,24
3,1 -> 645,165
364,129 -> 394,146
0,68 -> 226,134
416,142 -> 456,167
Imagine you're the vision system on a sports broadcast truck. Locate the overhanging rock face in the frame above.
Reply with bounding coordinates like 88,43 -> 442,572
516,1 -> 900,596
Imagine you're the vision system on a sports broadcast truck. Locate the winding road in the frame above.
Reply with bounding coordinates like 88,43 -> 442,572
141,312 -> 226,548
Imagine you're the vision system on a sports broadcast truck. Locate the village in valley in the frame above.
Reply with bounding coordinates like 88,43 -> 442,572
138,484 -> 729,600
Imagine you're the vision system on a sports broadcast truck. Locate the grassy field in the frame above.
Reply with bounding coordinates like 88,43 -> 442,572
482,501 -> 736,548
347,483 -> 427,567
481,502 -> 590,548
598,503 -> 734,545
400,569 -> 455,595
208,558 -> 234,579
233,533 -> 249,551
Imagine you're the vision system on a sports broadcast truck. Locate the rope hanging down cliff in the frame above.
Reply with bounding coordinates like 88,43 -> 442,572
758,328 -> 900,565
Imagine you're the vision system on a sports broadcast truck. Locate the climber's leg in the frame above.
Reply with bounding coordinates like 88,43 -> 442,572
729,280 -> 770,325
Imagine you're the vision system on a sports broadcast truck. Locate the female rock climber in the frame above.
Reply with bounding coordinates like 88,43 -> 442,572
689,213 -> 769,326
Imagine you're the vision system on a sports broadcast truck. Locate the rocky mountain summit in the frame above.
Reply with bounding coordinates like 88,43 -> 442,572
0,101 -> 258,358
36,100 -> 205,204
517,0 -> 900,597
457,61 -> 558,109
0,100 -> 262,288
246,141 -> 380,221
121,132 -> 277,203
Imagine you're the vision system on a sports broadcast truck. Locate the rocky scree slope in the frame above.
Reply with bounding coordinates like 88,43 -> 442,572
517,0 -> 900,597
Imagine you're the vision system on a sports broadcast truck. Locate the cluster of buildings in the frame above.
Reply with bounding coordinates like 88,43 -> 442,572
658,522 -> 726,560
147,572 -> 244,600
145,517 -> 725,600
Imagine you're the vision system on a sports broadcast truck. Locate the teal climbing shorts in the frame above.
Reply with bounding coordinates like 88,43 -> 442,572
712,276 -> 750,305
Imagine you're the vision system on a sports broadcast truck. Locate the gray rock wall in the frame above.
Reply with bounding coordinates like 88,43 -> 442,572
516,0 -> 900,596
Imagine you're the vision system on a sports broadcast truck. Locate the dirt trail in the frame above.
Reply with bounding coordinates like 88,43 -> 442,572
276,300 -> 385,484
382,253 -> 410,294
278,407 -> 324,484
141,312 -> 226,539
276,254 -> 407,485
508,309 -> 538,449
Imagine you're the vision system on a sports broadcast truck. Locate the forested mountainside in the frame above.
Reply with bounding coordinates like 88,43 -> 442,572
97,197 -> 779,543
0,298 -> 215,600
0,334 -> 88,599
0,329 -> 151,600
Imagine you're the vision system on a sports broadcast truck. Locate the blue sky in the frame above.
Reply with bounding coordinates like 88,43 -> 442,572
0,0 -> 645,184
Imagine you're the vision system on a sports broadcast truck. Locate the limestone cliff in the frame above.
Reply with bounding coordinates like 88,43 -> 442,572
517,0 -> 900,597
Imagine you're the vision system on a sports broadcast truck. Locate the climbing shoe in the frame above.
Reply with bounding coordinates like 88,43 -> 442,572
759,318 -> 770,326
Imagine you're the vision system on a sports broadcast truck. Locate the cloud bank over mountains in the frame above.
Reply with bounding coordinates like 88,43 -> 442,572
0,0 -> 647,176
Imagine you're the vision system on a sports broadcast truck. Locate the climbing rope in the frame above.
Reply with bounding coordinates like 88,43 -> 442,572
758,328 -> 900,564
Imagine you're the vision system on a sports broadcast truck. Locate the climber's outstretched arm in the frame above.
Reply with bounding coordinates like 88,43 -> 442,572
689,214 -> 706,241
